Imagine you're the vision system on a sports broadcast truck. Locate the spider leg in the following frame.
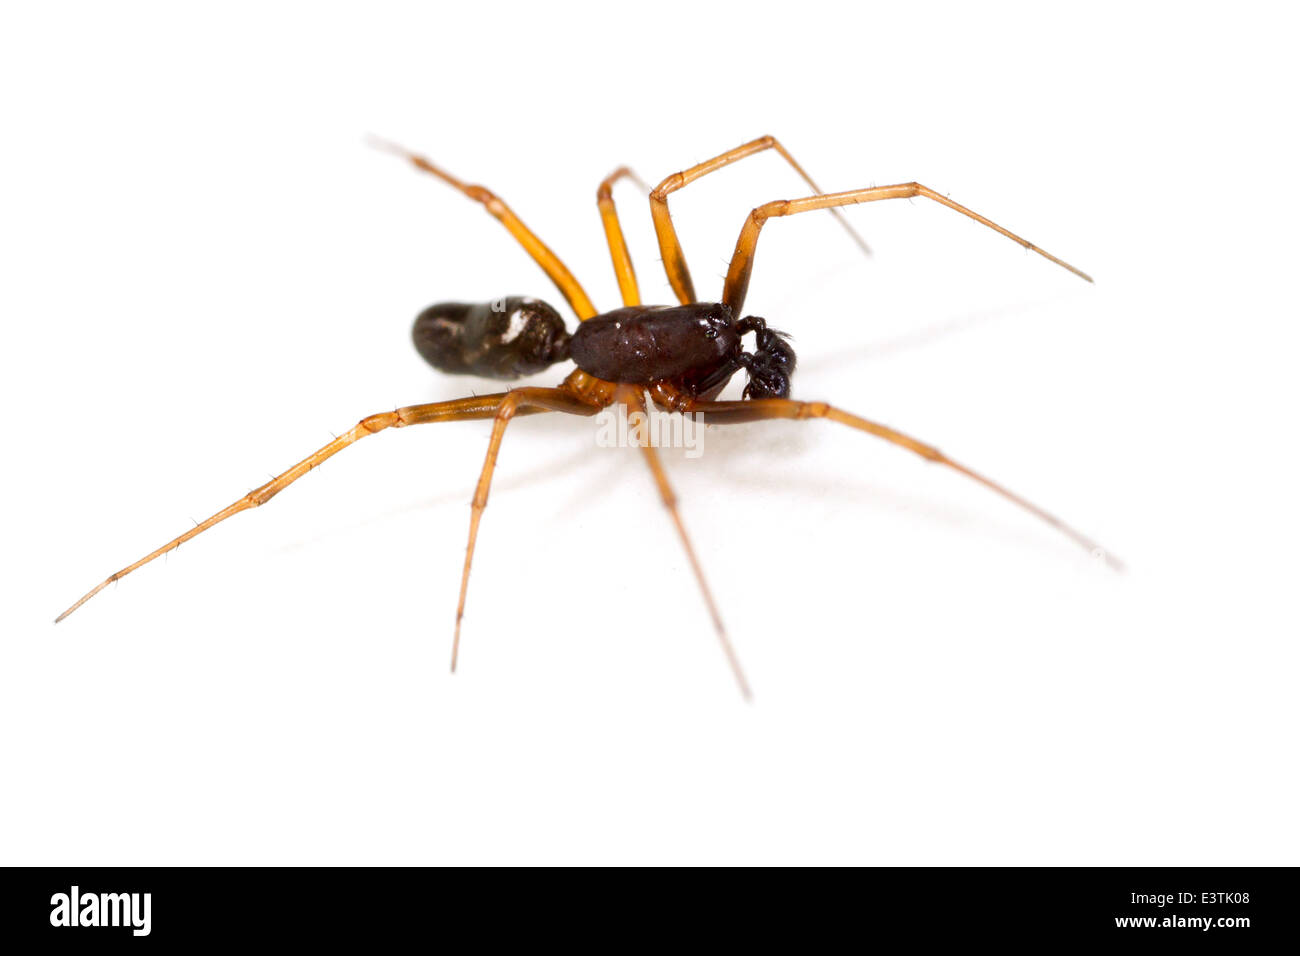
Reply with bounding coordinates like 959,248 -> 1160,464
596,166 -> 649,306
452,387 -> 601,671
369,137 -> 599,320
650,135 -> 872,304
55,394 -> 538,623
616,387 -> 750,699
722,183 -> 1092,315
685,398 -> 1122,570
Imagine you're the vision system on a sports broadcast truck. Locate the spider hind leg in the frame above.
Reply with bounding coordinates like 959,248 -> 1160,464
55,394 -> 519,623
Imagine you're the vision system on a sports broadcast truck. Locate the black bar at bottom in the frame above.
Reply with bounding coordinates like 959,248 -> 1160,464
0,866 -> 1292,945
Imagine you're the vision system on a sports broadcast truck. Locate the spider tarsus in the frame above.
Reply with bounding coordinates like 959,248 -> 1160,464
362,133 -> 406,159
717,626 -> 753,702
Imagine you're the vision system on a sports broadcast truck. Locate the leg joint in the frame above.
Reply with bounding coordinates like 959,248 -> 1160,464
796,401 -> 830,420
359,412 -> 395,434
464,184 -> 507,217
650,171 -> 684,201
495,393 -> 524,420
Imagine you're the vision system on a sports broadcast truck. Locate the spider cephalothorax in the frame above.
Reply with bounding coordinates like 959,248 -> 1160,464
562,302 -> 797,400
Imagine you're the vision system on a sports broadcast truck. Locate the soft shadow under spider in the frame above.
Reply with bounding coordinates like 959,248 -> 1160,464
799,293 -> 1073,377
274,440 -> 599,554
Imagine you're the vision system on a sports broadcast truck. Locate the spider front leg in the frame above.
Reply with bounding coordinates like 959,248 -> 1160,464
721,183 -> 1093,315
370,137 -> 600,320
55,394 -> 532,623
650,135 -> 872,304
683,398 -> 1122,570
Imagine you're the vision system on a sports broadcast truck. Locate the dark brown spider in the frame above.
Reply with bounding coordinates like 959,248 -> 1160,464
56,135 -> 1116,698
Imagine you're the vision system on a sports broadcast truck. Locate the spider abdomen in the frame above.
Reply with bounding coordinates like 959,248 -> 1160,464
568,303 -> 740,385
413,297 -> 570,380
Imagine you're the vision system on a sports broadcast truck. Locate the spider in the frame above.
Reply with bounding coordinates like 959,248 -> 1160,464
56,135 -> 1116,698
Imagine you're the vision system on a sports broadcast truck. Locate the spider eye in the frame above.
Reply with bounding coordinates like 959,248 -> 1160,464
704,328 -> 718,339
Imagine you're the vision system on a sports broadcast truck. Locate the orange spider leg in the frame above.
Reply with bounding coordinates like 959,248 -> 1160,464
369,137 -> 600,320
650,135 -> 872,304
722,182 -> 1093,315
684,398 -> 1122,570
55,393 -> 542,623
616,386 -> 751,699
597,166 -> 649,307
452,386 -> 602,671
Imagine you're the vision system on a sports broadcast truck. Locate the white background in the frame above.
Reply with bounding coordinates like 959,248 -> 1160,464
2,2 -> 1296,865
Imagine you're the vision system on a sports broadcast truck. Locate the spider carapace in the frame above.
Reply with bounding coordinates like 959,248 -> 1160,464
57,135 -> 1116,699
